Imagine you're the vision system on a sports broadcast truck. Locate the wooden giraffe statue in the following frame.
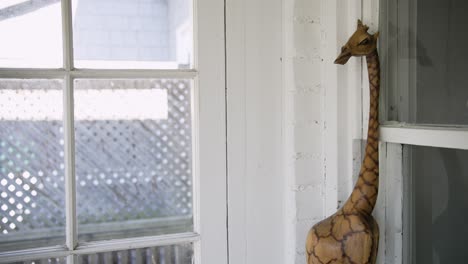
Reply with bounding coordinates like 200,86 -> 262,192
306,20 -> 380,264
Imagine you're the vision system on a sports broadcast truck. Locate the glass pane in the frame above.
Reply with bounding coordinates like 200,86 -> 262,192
0,1 -> 63,68
74,79 -> 193,242
0,80 -> 65,252
382,0 -> 468,125
77,243 -> 193,264
72,0 -> 193,69
406,146 -> 468,263
6,256 -> 67,264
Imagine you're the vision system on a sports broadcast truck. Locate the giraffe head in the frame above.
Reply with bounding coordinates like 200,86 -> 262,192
335,20 -> 379,65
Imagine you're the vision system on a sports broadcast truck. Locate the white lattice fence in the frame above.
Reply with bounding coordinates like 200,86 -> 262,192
0,79 -> 193,247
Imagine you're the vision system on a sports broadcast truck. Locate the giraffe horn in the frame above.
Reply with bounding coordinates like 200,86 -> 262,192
357,19 -> 369,31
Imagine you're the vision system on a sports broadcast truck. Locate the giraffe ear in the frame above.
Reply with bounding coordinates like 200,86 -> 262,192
373,31 -> 380,39
357,19 -> 363,28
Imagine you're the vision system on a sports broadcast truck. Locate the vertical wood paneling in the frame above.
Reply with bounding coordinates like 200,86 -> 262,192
385,143 -> 403,263
227,0 -> 285,263
226,0 -> 248,262
197,0 -> 227,262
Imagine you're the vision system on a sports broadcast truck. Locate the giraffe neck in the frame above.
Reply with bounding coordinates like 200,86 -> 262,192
343,50 -> 380,215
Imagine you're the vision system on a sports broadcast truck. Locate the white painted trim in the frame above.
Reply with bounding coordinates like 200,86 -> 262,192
191,74 -> 202,263
63,75 -> 77,252
196,0 -> 227,263
61,1 -> 77,258
72,69 -> 198,79
74,233 -> 199,254
380,125 -> 468,150
66,254 -> 77,263
0,69 -> 66,78
191,0 -> 198,76
225,0 -> 247,262
374,143 -> 404,264
1,0 -> 227,262
0,69 -> 198,79
61,0 -> 74,71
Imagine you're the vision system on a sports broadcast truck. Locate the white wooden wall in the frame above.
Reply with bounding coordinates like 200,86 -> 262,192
226,0 -> 285,263
283,0 -> 367,262
282,0 -> 403,263
283,0 -> 323,262
227,0 -> 403,263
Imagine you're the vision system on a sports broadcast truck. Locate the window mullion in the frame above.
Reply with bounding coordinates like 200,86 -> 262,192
61,0 -> 74,71
0,69 -> 197,79
64,74 -> 77,261
380,124 -> 468,150
61,0 -> 77,261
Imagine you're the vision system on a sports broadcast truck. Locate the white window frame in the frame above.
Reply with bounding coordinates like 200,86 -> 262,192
366,0 -> 468,263
0,0 -> 227,263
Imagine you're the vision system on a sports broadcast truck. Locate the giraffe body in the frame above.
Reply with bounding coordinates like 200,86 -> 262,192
306,21 -> 381,264
306,210 -> 378,264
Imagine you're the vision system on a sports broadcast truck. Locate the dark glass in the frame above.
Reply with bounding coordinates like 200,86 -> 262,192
406,146 -> 468,263
383,0 -> 468,125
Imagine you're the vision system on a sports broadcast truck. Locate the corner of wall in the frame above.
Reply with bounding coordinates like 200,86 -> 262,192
283,0 -> 370,262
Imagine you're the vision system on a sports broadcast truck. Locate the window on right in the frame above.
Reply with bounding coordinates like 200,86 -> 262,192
408,146 -> 468,263
382,0 -> 468,125
379,0 -> 468,263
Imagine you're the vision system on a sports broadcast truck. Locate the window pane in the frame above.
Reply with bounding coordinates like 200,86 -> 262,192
383,0 -> 468,125
72,0 -> 193,69
77,243 -> 193,264
0,79 -> 65,252
405,146 -> 468,263
74,79 -> 193,242
0,1 -> 63,68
